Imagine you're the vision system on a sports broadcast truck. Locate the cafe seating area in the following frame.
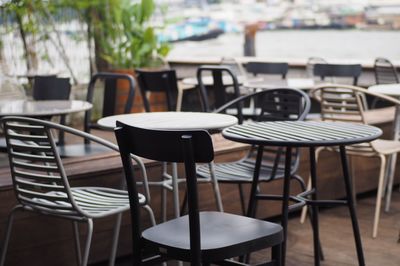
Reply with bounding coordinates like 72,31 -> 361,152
0,57 -> 399,266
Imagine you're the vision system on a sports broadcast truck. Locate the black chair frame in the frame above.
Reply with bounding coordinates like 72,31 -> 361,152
313,63 -> 362,85
245,62 -> 289,79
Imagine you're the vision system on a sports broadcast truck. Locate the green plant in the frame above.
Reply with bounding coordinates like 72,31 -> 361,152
96,0 -> 170,69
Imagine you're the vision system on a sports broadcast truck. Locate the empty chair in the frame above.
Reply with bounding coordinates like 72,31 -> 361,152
115,122 -> 283,265
374,57 -> 399,85
245,62 -> 289,79
135,69 -> 178,111
59,72 -> 135,157
0,116 -> 153,266
197,65 -> 241,113
220,57 -> 247,77
32,76 -> 71,146
302,84 -> 400,238
197,88 -> 311,215
313,63 -> 362,85
306,57 -> 328,78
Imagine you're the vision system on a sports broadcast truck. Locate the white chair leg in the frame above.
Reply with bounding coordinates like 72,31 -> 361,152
0,206 -> 21,266
208,162 -> 224,212
108,214 -> 122,266
176,87 -> 183,111
172,162 -> 180,218
385,153 -> 398,212
373,155 -> 386,238
72,221 -> 82,266
143,205 -> 156,226
81,219 -> 93,266
161,162 -> 168,221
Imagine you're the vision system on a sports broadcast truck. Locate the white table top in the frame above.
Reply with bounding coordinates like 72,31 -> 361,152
97,111 -> 238,131
0,100 -> 92,117
244,78 -> 315,90
368,83 -> 400,97
182,75 -> 251,86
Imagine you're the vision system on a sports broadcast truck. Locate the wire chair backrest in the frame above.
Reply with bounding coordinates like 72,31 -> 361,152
306,57 -> 328,78
114,122 -> 213,265
2,116 -> 83,219
374,57 -> 399,85
245,62 -> 289,79
313,63 -> 362,85
135,69 -> 178,112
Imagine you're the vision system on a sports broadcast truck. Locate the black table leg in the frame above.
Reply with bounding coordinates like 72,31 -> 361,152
339,146 -> 365,266
309,147 -> 321,266
280,146 -> 292,266
246,145 -> 264,218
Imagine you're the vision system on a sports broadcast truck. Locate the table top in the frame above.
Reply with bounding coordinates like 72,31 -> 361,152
182,75 -> 253,86
244,78 -> 315,90
222,121 -> 382,147
0,100 -> 92,117
368,83 -> 400,97
97,111 -> 238,131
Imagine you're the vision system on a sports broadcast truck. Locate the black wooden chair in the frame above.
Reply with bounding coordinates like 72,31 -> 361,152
115,122 -> 283,266
196,88 -> 311,215
245,62 -> 289,79
32,76 -> 71,146
197,65 -> 242,114
59,72 -> 135,157
313,63 -> 362,85
135,69 -> 178,112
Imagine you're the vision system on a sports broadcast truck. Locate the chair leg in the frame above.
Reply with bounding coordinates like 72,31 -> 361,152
384,153 -> 397,212
0,206 -> 21,266
238,184 -> 246,215
373,155 -> 386,238
271,243 -> 282,266
72,221 -> 82,266
108,214 -> 122,266
176,87 -> 183,111
161,162 -> 168,221
81,219 -> 93,266
143,205 -> 156,226
208,162 -> 224,212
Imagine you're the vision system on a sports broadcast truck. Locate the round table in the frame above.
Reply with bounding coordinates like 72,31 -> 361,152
223,121 -> 381,266
97,111 -> 238,131
0,100 -> 92,117
98,111 -> 238,219
181,75 -> 248,87
244,78 -> 315,90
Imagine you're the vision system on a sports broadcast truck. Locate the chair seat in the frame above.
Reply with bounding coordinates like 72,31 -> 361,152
34,187 -> 142,219
372,139 -> 400,155
197,158 -> 294,183
142,211 -> 282,262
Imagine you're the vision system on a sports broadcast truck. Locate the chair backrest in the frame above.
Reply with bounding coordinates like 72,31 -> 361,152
1,116 -> 83,218
197,65 -> 241,114
220,57 -> 247,77
114,122 -> 213,265
32,76 -> 71,100
306,57 -> 328,78
313,63 -> 362,85
245,62 -> 289,79
135,69 -> 178,112
374,57 -> 399,85
84,72 -> 135,134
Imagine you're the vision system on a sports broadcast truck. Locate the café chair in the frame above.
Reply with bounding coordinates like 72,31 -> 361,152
196,88 -> 311,215
115,122 -> 283,266
32,75 -> 72,146
59,72 -> 135,157
0,116 -> 153,266
301,84 -> 400,238
306,57 -> 328,79
313,63 -> 362,86
245,62 -> 289,79
135,68 -> 178,112
374,57 -> 399,85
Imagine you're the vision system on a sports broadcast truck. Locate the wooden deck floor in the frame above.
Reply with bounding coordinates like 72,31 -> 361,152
99,191 -> 400,266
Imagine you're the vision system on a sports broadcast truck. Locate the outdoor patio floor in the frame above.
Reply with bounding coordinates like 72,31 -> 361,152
96,190 -> 400,266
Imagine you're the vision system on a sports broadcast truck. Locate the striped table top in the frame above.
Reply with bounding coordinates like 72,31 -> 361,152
222,121 -> 382,147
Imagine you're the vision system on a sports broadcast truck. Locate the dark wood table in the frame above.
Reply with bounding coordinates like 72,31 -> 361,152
222,121 -> 382,266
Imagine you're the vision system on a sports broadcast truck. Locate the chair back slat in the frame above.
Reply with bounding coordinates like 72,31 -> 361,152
245,62 -> 289,79
313,63 -> 362,85
2,117 -> 80,216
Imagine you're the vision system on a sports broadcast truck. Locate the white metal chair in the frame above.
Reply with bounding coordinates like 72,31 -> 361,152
301,84 -> 400,238
0,116 -> 154,266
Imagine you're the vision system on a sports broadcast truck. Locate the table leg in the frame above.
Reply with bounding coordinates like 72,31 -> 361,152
309,147 -> 321,266
280,147 -> 292,266
246,145 -> 264,218
339,146 -> 365,266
